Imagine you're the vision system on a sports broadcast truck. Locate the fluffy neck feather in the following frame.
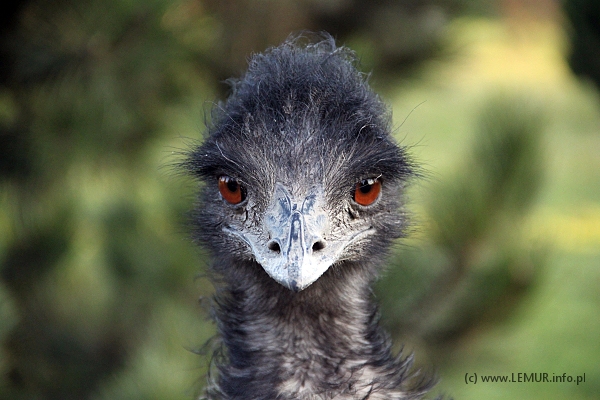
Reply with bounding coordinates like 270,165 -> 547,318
205,260 -> 432,400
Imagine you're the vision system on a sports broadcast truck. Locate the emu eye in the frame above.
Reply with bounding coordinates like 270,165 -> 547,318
354,178 -> 381,206
218,176 -> 246,204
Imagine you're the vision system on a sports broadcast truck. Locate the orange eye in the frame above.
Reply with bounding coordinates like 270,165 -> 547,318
218,176 -> 245,204
354,178 -> 381,206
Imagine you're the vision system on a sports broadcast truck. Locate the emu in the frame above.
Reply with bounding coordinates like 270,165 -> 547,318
186,34 -> 436,399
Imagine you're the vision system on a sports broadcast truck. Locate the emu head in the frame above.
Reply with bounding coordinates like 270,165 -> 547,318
187,36 -> 412,291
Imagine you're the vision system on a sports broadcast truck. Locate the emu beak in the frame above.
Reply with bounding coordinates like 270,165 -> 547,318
259,183 -> 332,291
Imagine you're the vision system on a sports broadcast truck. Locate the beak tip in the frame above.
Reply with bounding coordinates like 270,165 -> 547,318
288,280 -> 301,292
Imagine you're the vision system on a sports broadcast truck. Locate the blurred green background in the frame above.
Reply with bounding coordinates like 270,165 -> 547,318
0,0 -> 598,399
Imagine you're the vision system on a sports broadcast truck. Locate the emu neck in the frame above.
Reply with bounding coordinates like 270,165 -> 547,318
213,264 -> 396,399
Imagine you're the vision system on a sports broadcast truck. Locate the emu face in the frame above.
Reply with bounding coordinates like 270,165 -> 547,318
188,37 -> 412,291
224,181 -> 343,291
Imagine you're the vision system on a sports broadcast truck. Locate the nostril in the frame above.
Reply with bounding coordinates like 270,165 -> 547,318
312,240 -> 326,252
268,241 -> 281,254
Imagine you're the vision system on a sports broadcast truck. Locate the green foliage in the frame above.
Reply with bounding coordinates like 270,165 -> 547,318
377,93 -> 547,343
0,1 -> 214,398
